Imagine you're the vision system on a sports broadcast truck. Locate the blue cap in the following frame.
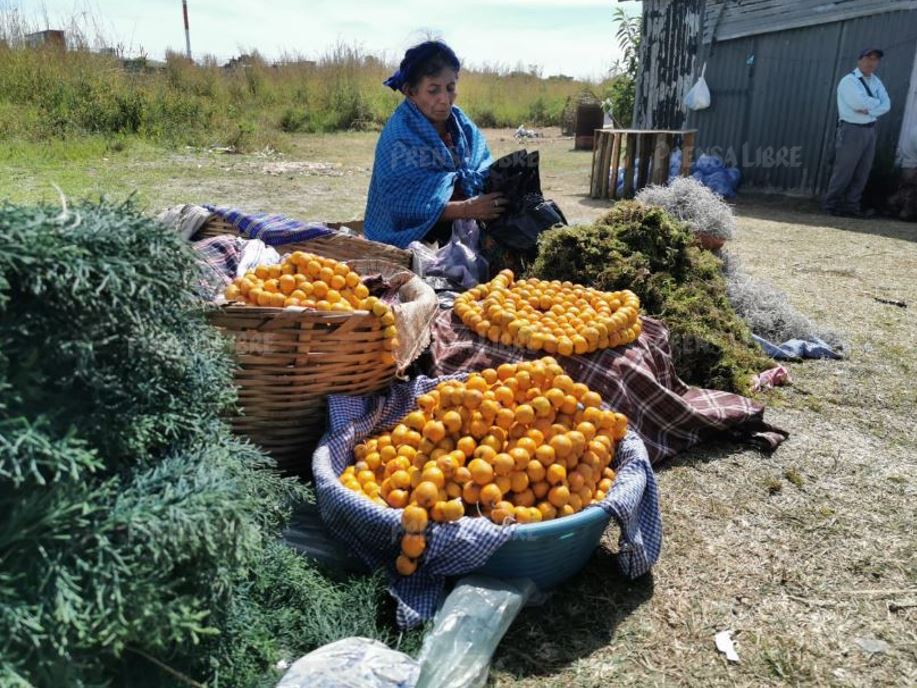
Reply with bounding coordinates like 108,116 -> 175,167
859,48 -> 884,59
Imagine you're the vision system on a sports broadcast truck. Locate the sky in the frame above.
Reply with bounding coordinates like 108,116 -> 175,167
11,0 -> 642,80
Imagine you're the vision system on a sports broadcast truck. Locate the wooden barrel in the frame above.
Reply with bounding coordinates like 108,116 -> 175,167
574,103 -> 604,150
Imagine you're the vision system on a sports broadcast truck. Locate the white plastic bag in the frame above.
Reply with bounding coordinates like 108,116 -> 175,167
276,637 -> 419,688
684,63 -> 711,111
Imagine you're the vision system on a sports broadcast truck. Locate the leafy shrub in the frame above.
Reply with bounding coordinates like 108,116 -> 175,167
0,200 -> 402,687
530,201 -> 772,394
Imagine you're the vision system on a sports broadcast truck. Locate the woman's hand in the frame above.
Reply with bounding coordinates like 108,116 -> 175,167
462,192 -> 507,221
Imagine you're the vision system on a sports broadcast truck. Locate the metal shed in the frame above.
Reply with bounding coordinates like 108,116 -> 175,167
635,1 -> 917,196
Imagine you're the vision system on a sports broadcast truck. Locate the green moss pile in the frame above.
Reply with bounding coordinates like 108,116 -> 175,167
0,201 -> 404,687
530,201 -> 773,394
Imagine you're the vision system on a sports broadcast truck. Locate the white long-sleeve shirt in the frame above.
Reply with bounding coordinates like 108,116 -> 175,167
837,68 -> 891,124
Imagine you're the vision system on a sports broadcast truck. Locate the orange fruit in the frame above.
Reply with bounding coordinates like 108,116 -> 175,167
514,404 -> 535,425
390,470 -> 412,490
494,386 -> 515,407
549,434 -> 573,459
510,470 -> 530,493
537,501 -> 557,521
454,466 -> 472,485
495,408 -> 515,430
507,447 -> 530,471
396,554 -> 417,576
422,420 -> 446,443
546,464 -> 567,485
456,436 -> 477,458
526,459 -> 546,483
401,534 -> 426,558
442,411 -> 462,434
463,389 -> 484,410
411,481 -> 439,509
440,498 -> 463,522
534,444 -> 556,466
531,480 -> 550,499
512,488 -> 535,508
492,452 -> 515,477
548,485 -> 570,508
421,466 -> 446,489
468,458 -> 494,485
479,483 -> 503,509
402,505 -> 428,533
462,482 -> 481,504
490,505 -> 513,525
430,501 -> 448,522
581,391 -> 603,408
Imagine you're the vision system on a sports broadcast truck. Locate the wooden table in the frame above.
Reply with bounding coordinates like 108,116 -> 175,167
590,128 -> 697,200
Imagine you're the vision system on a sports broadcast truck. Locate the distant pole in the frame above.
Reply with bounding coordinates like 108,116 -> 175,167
182,0 -> 192,61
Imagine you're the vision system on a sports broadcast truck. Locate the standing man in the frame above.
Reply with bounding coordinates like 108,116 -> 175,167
823,48 -> 891,217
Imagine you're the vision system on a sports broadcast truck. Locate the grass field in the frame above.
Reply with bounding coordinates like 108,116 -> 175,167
2,131 -> 915,687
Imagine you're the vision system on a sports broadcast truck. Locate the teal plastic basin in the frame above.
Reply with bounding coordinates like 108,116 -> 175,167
471,505 -> 612,589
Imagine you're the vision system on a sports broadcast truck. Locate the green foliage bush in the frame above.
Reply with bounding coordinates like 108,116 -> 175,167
0,201 -> 404,687
530,202 -> 773,394
0,43 -> 601,147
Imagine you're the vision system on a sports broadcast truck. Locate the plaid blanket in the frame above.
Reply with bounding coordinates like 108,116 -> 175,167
313,374 -> 661,629
204,205 -> 334,245
423,311 -> 788,464
192,235 -> 242,298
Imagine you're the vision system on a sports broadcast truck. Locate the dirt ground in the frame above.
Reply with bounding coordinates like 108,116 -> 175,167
2,128 -> 915,687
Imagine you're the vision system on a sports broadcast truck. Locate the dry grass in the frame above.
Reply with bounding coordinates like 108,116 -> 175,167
1,131 -> 915,687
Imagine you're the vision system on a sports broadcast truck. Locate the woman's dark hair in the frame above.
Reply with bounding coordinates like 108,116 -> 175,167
384,41 -> 460,92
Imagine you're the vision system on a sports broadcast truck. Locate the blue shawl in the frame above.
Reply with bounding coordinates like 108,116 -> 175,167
364,99 -> 492,248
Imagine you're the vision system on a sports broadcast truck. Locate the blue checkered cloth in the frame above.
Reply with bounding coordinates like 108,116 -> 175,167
312,375 -> 663,629
204,205 -> 334,246
363,100 -> 493,249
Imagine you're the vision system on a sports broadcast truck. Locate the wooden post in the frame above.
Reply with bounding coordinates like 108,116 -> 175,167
622,133 -> 638,198
590,130 -> 602,198
637,133 -> 653,191
681,131 -> 696,176
608,132 -> 622,199
596,130 -> 611,198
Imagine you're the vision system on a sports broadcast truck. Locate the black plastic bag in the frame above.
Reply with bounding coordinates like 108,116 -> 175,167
484,149 -> 567,252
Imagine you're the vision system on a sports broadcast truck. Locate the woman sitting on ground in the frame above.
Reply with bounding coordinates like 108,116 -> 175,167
364,40 -> 506,249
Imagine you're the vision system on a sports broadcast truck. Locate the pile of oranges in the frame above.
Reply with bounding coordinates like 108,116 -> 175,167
339,357 -> 627,576
453,270 -> 642,356
223,251 -> 398,364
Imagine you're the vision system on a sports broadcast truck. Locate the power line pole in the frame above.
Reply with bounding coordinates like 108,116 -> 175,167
182,0 -> 192,61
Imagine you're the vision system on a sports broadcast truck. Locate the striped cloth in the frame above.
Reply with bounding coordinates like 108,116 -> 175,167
423,311 -> 788,464
313,374 -> 662,629
192,235 -> 242,298
364,100 -> 492,249
204,205 -> 334,246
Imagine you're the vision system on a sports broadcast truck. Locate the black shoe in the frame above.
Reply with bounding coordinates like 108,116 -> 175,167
844,208 -> 876,218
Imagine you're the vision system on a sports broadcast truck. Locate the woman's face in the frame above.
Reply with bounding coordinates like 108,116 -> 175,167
407,69 -> 458,125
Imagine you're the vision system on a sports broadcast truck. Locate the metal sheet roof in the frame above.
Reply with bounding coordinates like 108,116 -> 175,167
704,0 -> 917,43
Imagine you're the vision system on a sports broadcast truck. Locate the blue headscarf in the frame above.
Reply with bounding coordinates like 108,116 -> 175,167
364,99 -> 492,249
384,41 -> 460,92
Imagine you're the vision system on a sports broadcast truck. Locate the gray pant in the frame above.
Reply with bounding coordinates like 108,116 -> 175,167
823,122 -> 877,212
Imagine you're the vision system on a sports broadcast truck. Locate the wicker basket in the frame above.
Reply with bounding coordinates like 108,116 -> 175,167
209,305 -> 396,474
194,216 -> 412,268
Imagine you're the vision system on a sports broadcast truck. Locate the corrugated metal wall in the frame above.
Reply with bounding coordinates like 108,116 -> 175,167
703,0 -> 917,43
687,9 -> 917,195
